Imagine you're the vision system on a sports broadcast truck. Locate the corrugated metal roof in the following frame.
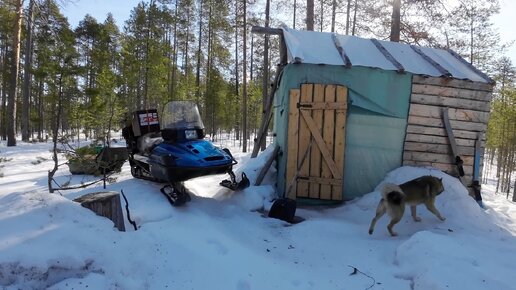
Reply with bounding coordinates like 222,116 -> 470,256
282,28 -> 493,84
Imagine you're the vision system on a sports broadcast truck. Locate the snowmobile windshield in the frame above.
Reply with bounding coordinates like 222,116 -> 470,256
160,101 -> 205,130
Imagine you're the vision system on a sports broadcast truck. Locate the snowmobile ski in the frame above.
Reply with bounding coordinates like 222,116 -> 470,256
220,172 -> 250,191
160,183 -> 192,206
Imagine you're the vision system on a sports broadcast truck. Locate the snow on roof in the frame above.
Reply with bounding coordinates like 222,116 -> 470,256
282,28 -> 493,84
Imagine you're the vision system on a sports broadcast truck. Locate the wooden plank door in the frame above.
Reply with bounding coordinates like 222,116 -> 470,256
285,84 -> 348,201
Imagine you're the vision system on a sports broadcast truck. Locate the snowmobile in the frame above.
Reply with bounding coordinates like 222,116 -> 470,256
122,101 -> 250,206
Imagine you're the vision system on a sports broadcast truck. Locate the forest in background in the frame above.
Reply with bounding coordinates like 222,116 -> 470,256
0,0 -> 514,195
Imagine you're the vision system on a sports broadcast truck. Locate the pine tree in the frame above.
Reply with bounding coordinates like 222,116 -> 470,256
0,1 -> 15,141
6,0 -> 23,146
21,0 -> 35,141
487,57 -> 516,196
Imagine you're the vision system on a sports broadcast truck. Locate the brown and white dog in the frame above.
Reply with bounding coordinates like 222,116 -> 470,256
368,176 -> 446,237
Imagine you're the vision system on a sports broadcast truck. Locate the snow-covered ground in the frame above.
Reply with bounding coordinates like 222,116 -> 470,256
1,139 -> 516,290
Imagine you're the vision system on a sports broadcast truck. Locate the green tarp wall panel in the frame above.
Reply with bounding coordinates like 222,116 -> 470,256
274,64 -> 412,200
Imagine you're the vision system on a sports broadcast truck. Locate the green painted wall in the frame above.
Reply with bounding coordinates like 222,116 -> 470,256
273,64 -> 412,201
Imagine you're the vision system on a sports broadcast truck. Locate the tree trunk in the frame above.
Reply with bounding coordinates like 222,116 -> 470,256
37,78 -> 43,141
143,0 -> 155,109
22,0 -> 35,142
495,151 -> 501,193
234,0 -> 240,141
7,0 -> 23,147
505,150 -> 514,197
48,75 -> 63,193
171,0 -> 179,100
352,0 -> 358,35
195,0 -> 203,105
261,0 -> 270,151
206,3 -> 213,137
184,6 -> 191,81
1,43 -> 7,140
319,0 -> 323,31
242,0 -> 248,152
390,0 -> 401,42
331,0 -> 337,32
166,26 -> 172,100
512,178 -> 516,202
346,0 -> 351,35
293,0 -> 297,29
250,34 -> 254,81
306,0 -> 314,31
470,12 -> 474,64
74,191 -> 126,231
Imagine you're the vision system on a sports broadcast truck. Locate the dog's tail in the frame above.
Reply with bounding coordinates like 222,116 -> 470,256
382,183 -> 405,205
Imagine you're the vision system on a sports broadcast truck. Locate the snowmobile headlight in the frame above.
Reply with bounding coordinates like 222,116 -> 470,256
185,130 -> 198,140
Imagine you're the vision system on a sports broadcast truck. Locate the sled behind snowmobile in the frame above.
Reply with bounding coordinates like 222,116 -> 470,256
122,101 -> 249,206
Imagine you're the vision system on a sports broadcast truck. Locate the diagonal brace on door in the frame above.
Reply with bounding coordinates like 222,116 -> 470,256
299,110 -> 342,179
285,138 -> 314,197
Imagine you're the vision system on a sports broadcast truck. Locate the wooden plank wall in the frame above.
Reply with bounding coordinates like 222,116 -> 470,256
403,75 -> 494,185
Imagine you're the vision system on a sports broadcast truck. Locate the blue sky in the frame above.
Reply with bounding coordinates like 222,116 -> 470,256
60,0 -> 138,28
61,0 -> 516,65
492,0 -> 516,64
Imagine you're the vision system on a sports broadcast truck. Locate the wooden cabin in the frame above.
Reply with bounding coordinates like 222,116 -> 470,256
402,76 -> 492,187
254,27 -> 494,203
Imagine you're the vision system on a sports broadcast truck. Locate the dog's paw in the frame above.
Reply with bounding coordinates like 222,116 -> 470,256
390,232 -> 398,237
413,216 -> 422,222
439,216 -> 446,221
